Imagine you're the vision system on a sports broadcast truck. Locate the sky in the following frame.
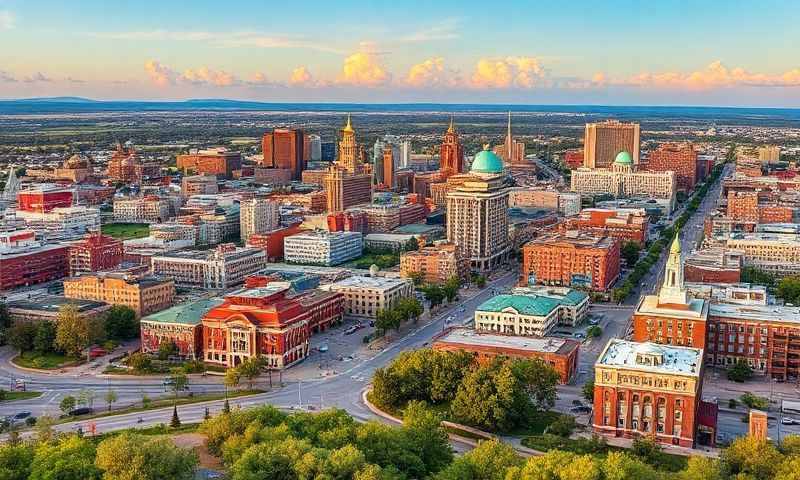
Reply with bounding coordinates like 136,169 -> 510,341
2,0 -> 800,107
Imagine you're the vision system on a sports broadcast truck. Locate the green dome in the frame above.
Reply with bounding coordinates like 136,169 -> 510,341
614,151 -> 633,165
470,147 -> 504,174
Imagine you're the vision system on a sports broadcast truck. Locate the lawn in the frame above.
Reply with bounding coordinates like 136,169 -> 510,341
346,252 -> 400,270
1,391 -> 42,402
101,222 -> 150,240
13,351 -> 80,370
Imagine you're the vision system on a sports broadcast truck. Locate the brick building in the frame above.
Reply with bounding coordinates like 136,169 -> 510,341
593,339 -> 705,447
439,118 -> 465,177
433,327 -> 579,384
400,242 -> 469,284
64,273 -> 175,317
560,208 -> 648,245
17,186 -> 73,213
107,143 -> 161,184
181,175 -> 218,196
684,248 -> 743,284
521,233 -> 620,291
0,230 -> 69,290
726,191 -> 795,224
647,143 -> 698,192
246,223 -> 305,262
563,149 -> 584,169
177,147 -> 242,179
262,128 -> 305,180
140,298 -> 222,359
67,232 -> 124,275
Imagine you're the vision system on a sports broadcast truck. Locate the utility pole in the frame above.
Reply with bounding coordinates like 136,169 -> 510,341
298,380 -> 302,408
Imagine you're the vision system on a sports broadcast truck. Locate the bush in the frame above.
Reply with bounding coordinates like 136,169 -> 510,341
586,325 -> 602,338
740,392 -> 769,410
546,415 -> 577,437
729,398 -> 738,409
727,359 -> 753,383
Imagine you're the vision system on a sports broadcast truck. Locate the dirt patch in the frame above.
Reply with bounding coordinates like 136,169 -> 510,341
171,433 -> 223,470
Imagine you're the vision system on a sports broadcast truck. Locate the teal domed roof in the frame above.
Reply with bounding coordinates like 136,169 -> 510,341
614,151 -> 633,165
471,146 -> 504,174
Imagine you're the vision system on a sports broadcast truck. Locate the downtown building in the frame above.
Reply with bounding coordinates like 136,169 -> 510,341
177,147 -> 242,179
0,230 -> 69,290
324,275 -> 413,319
67,232 -> 124,275
324,116 -> 373,212
107,143 -> 161,184
646,143 -> 698,192
181,175 -> 219,196
261,128 -> 306,180
583,120 -> 641,169
239,198 -> 280,243
113,196 -> 170,223
283,230 -> 363,266
400,242 -> 469,284
474,287 -> 589,337
446,147 -> 511,272
64,272 -> 175,317
559,208 -> 649,246
151,244 -> 267,289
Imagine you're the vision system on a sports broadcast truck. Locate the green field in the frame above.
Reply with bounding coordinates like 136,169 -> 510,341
101,223 -> 150,240
0,391 -> 42,402
13,351 -> 79,370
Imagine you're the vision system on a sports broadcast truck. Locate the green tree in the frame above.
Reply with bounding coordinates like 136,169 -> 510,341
157,340 -> 179,360
778,276 -> 800,305
7,323 -> 36,353
582,379 -> 595,402
727,359 -> 754,383
402,401 -> 453,475
33,321 -> 57,354
0,302 -> 11,329
224,367 -> 241,391
229,443 -> 298,480
170,405 -> 181,428
169,371 -> 189,399
720,435 -> 782,480
546,415 -> 577,437
741,266 -> 776,288
435,439 -> 521,480
680,456 -> 723,480
59,395 -> 76,415
95,433 -> 198,480
236,357 -> 265,390
127,352 -> 152,372
621,241 -> 641,266
29,435 -> 101,480
407,271 -> 424,286
404,237 -> 420,252
77,388 -> 96,409
740,392 -> 769,410
104,305 -> 139,340
0,442 -> 34,480
586,325 -> 602,338
474,275 -> 487,288
422,284 -> 445,309
54,305 -> 92,357
442,276 -> 460,303
104,390 -> 118,412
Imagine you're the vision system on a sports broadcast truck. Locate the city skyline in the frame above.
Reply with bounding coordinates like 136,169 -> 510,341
2,0 -> 800,106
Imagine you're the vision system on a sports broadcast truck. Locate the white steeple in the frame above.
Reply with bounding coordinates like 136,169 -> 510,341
658,231 -> 688,306
1,166 -> 21,201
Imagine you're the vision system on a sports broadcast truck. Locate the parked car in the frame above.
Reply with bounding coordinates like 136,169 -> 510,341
318,345 -> 329,353
68,407 -> 93,417
570,406 -> 592,414
344,326 -> 358,335
782,417 -> 800,425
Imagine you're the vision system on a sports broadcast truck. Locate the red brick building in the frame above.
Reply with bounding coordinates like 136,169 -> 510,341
433,327 -> 579,384
201,285 -> 343,369
563,149 -> 584,170
107,143 -> 161,184
17,186 -> 73,213
68,232 -> 124,276
560,208 -> 648,245
684,248 -> 743,284
727,191 -> 794,224
327,210 -> 368,234
399,202 -> 428,226
246,223 -> 305,261
262,128 -> 305,180
647,143 -> 698,192
521,233 -> 620,291
177,148 -> 242,179
593,339 -> 706,448
439,119 -> 465,177
140,298 -> 222,359
0,230 -> 69,290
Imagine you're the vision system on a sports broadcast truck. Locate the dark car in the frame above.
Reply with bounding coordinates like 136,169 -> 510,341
570,406 -> 592,414
68,407 -> 93,416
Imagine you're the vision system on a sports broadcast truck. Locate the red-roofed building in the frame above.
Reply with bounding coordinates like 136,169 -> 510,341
246,223 -> 305,262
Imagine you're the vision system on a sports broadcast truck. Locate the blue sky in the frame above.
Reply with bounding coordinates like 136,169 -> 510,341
1,0 -> 800,106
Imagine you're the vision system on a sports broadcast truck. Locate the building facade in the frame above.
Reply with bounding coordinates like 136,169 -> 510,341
647,143 -> 698,192
140,298 -> 222,359
400,242 -> 469,284
239,198 -> 280,243
0,230 -> 69,290
177,147 -> 242,179
522,233 -> 620,291
151,244 -> 267,289
584,120 -> 641,169
113,196 -> 170,223
181,175 -> 219,196
439,118 -> 465,177
283,230 -> 363,266
68,232 -> 124,275
262,128 -> 306,180
64,273 -> 175,317
325,276 -> 413,319
561,208 -> 648,245
474,288 -> 589,337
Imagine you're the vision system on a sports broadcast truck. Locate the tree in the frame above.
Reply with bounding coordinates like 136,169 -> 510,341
402,401 -> 453,475
422,284 -> 444,309
727,359 -> 754,383
546,415 -> 577,437
60,395 -> 77,415
224,368 -> 241,391
157,340 -> 179,360
404,237 -> 420,252
408,271 -> 424,286
740,392 -> 769,410
473,275 -> 487,288
586,325 -> 602,338
127,352 -> 152,372
29,435 -> 101,480
7,323 -> 37,353
582,380 -> 595,402
721,435 -> 782,480
104,305 -> 138,340
621,241 -> 641,267
680,456 -> 723,480
55,305 -> 92,357
95,433 -> 198,480
435,439 -> 521,480
170,405 -> 181,428
169,371 -> 188,399
229,443 -> 296,480
236,357 -> 265,390
0,442 -> 34,480
33,321 -> 57,354
778,276 -> 800,306
442,276 -> 460,303
77,388 -> 96,409
104,390 -> 118,412
0,302 -> 11,329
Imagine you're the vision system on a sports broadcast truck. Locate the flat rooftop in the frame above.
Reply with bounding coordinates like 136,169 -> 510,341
710,302 -> 800,324
597,338 -> 702,376
141,298 -> 224,325
436,328 -> 577,355
329,275 -> 409,290
8,295 -> 108,313
527,232 -> 618,249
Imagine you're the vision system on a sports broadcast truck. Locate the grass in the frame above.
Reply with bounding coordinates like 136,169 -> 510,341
101,222 -> 150,240
1,391 -> 42,402
13,351 -> 79,370
57,389 -> 264,424
345,252 -> 400,270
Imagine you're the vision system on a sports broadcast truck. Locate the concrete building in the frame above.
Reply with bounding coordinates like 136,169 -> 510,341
400,242 -> 469,284
647,143 -> 698,192
522,232 -> 620,291
246,223 -> 305,262
364,233 -> 419,252
239,198 -> 280,243
16,205 -> 101,241
113,196 -> 170,223
758,145 -> 781,163
151,244 -> 267,289
181,175 -> 218,196
17,185 -> 74,213
433,327 -> 580,384
262,128 -> 306,180
571,152 -> 676,212
67,232 -> 124,275
0,230 -> 69,290
724,232 -> 800,278
63,272 -> 175,317
325,275 -> 413,319
593,339 -> 705,448
584,120 -> 640,168
446,147 -> 510,272
726,191 -> 795,224
474,287 -> 589,338
177,147 -> 242,179
560,208 -> 648,245
508,188 -> 581,217
283,230 -> 363,266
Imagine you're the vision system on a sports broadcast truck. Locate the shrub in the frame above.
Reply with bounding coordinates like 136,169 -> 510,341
546,415 -> 577,437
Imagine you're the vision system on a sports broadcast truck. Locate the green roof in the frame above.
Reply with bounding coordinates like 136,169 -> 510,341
141,298 -> 223,326
614,150 -> 633,165
471,148 -> 504,174
477,294 -> 562,317
561,289 -> 589,305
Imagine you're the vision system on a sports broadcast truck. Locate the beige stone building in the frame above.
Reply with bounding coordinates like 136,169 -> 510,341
113,196 -> 170,223
181,175 -> 218,196
324,275 -> 413,319
151,244 -> 267,289
239,198 -> 280,243
446,147 -> 510,272
724,233 -> 800,277
63,273 -> 175,317
584,120 -> 640,168
399,242 -> 469,284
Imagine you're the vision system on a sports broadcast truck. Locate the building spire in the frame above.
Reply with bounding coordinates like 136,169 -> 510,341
343,114 -> 354,133
447,115 -> 455,134
505,111 -> 513,163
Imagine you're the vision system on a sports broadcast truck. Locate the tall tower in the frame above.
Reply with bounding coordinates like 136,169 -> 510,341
658,232 -> 688,306
1,166 -> 20,201
505,111 -> 513,164
439,116 -> 464,177
339,115 -> 360,174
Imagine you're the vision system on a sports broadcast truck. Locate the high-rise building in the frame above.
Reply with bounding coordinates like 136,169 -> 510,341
446,147 -> 510,271
308,134 -> 322,161
382,146 -> 396,189
584,120 -> 641,169
177,147 -> 242,179
495,111 -> 526,164
439,117 -> 464,177
262,128 -> 306,180
758,145 -> 781,163
324,116 -> 372,212
239,198 -> 280,243
647,143 -> 698,192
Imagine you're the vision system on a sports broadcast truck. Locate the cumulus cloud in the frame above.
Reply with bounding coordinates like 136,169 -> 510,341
339,51 -> 391,87
0,11 -> 14,30
144,60 -> 176,87
0,71 -> 16,83
246,72 -> 272,86
471,57 -> 546,89
23,72 -> 52,83
289,66 -> 316,87
180,67 -> 239,87
618,61 -> 800,89
404,57 -> 460,88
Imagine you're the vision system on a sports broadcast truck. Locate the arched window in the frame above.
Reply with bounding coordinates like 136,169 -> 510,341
656,397 -> 666,433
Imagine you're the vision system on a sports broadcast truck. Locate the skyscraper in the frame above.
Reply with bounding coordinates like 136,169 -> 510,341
439,116 -> 464,177
324,116 -> 373,212
583,120 -> 640,169
493,112 -> 525,164
308,134 -> 322,162
262,128 -> 306,180
446,146 -> 510,272
240,198 -> 280,243
382,146 -> 395,189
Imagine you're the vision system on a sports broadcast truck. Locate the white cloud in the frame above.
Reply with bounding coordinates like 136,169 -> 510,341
23,72 -> 52,83
0,11 -> 14,30
144,60 -> 176,87
289,66 -> 316,87
180,67 -> 239,87
470,57 -> 546,89
615,61 -> 800,89
404,57 -> 461,88
400,19 -> 460,43
0,71 -> 16,83
338,51 -> 391,87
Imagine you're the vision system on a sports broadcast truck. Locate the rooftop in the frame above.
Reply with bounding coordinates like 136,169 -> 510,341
597,338 -> 702,376
141,298 -> 224,325
709,302 -> 800,325
328,275 -> 410,290
527,232 -> 618,249
477,294 -> 562,317
436,327 -> 577,355
7,295 -> 108,314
